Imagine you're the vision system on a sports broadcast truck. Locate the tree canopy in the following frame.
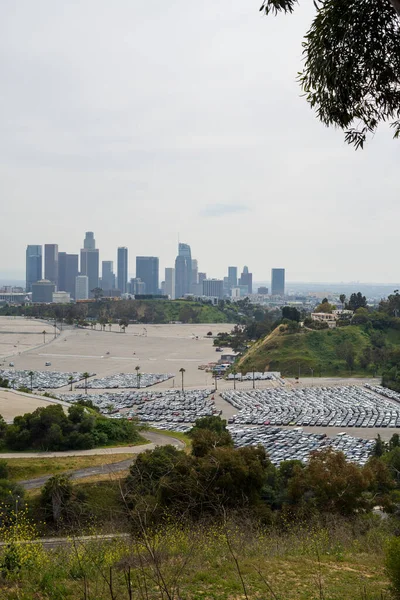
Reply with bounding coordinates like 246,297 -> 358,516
260,0 -> 400,148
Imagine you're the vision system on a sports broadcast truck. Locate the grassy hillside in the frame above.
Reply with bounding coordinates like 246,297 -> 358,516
238,324 -> 397,377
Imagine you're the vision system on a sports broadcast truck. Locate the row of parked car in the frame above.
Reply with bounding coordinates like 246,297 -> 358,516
0,369 -> 95,389
75,372 -> 174,389
142,421 -> 374,465
226,371 -> 285,384
59,389 -> 217,422
221,385 -> 400,428
229,426 -> 375,465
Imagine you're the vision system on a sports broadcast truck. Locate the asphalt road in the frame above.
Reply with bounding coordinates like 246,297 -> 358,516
14,431 -> 185,491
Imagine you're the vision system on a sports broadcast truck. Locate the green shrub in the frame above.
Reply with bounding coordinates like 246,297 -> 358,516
385,537 -> 400,598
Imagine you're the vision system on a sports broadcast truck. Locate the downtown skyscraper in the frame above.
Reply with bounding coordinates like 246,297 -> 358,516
136,256 -> 159,295
271,268 -> 285,296
44,244 -> 59,287
175,243 -> 192,298
80,232 -> 99,295
26,245 -> 42,292
117,247 -> 128,293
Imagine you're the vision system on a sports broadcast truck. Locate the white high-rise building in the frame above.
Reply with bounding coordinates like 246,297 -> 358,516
75,275 -> 89,300
165,268 -> 175,300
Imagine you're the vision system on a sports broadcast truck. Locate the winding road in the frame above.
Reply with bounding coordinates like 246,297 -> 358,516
6,431 -> 185,491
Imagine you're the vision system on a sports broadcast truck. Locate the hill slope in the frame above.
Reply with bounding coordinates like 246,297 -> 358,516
238,325 -> 377,376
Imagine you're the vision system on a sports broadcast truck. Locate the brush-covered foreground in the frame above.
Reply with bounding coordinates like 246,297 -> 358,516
0,512 -> 394,600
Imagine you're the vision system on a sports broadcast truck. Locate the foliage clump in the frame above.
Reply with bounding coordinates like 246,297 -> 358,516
0,404 -> 140,451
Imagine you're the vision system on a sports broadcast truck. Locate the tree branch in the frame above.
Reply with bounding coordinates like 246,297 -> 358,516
389,0 -> 400,17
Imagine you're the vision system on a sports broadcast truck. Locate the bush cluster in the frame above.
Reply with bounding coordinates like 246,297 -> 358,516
0,404 -> 140,451
124,416 -> 397,524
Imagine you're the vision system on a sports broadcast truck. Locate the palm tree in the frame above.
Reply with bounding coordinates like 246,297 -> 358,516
135,365 -> 141,388
179,367 -> 186,393
28,371 -> 34,392
82,372 -> 90,394
68,376 -> 73,392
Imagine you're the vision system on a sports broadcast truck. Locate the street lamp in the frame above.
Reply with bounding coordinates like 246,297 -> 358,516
213,370 -> 218,391
135,365 -> 141,388
179,368 -> 185,393
28,371 -> 34,392
310,368 -> 314,387
252,369 -> 255,389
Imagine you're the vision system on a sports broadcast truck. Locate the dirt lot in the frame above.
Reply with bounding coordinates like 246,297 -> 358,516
0,316 -> 59,361
1,321 -> 233,390
0,388 -> 68,421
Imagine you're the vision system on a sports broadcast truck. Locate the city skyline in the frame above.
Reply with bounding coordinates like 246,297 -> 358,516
21,234 -> 291,300
1,2 -> 399,284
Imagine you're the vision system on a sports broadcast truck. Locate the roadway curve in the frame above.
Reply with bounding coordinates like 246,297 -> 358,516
4,431 -> 185,491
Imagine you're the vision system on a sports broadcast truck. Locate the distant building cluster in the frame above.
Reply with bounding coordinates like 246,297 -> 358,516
24,232 -> 286,304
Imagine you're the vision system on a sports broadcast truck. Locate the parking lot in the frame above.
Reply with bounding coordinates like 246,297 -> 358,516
1,320 -> 232,390
58,389 -> 217,422
229,426 -> 374,465
221,385 -> 400,428
0,369 -> 95,389
141,420 -> 375,465
75,372 -> 174,389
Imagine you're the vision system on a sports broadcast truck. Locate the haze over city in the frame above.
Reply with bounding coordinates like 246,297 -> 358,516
1,0 -> 399,282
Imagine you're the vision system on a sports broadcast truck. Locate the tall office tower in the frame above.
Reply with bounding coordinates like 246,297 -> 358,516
198,272 -> 207,283
271,268 -> 285,296
26,245 -> 42,292
75,275 -> 89,300
239,265 -> 253,294
136,257 -> 159,295
203,279 -> 224,299
58,253 -> 79,298
223,277 -> 230,297
175,243 -> 192,298
102,261 -> 115,290
83,231 -> 95,250
117,247 -> 128,293
191,258 -> 198,287
44,244 -> 59,287
165,268 -> 175,299
228,266 -> 238,289
80,232 -> 99,295
58,252 -> 67,292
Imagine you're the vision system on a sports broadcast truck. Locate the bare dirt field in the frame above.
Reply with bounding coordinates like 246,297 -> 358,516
1,320 -> 233,390
0,388 -> 68,421
0,316 -> 59,361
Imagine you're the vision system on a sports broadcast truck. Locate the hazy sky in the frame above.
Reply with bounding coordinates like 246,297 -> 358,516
1,1 -> 399,283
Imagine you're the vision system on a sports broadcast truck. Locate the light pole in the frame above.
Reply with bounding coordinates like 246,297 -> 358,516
135,365 -> 140,388
310,368 -> 314,387
42,330 -> 47,344
298,362 -> 301,380
252,369 -> 255,389
28,371 -> 34,392
213,370 -> 218,391
233,370 -> 237,390
179,368 -> 185,393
